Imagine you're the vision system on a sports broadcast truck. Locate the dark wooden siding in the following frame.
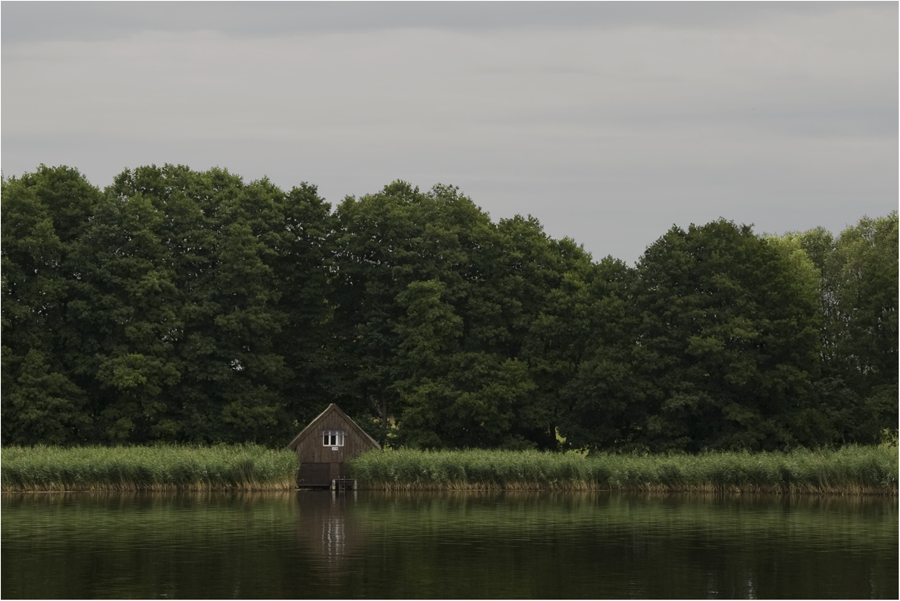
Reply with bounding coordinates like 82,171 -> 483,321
293,410 -> 375,465
298,463 -> 344,487
290,404 -> 380,487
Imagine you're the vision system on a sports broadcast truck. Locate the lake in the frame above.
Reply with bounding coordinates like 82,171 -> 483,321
2,491 -> 896,598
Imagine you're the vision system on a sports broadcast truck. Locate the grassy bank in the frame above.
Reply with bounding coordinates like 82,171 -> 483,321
3,444 -> 896,494
1,445 -> 298,492
349,446 -> 898,495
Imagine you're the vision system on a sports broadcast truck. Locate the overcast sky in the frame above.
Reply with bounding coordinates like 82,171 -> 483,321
3,2 -> 897,263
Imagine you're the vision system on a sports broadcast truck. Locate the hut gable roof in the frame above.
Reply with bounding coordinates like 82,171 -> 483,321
287,403 -> 381,451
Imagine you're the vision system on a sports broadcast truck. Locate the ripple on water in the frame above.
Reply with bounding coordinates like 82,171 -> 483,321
1,491 -> 896,599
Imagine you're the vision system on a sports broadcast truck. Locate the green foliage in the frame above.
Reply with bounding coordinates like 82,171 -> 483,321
3,165 -> 333,446
630,220 -> 825,452
2,166 -> 103,444
3,444 -> 895,495
5,350 -> 90,444
349,446 -> 898,495
792,212 -> 899,444
0,444 -> 298,491
3,164 -> 896,454
553,256 -> 647,451
329,183 -> 594,450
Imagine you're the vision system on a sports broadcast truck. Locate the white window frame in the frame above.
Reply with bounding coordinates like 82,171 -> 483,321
322,430 -> 345,447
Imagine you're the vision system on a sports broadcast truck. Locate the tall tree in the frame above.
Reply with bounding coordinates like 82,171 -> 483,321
56,165 -> 336,445
552,257 -> 649,452
2,166 -> 102,444
392,211 -> 598,450
832,214 -> 898,408
328,182 -> 494,442
5,164 -> 894,451
795,213 -> 899,443
270,183 -> 336,433
630,219 -> 824,452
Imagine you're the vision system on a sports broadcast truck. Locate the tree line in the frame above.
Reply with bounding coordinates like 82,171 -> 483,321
2,164 -> 896,451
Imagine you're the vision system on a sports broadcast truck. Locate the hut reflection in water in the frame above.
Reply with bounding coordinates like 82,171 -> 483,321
295,491 -> 364,570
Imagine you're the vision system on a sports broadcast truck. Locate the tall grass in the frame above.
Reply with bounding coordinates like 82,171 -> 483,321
1,445 -> 298,492
349,446 -> 898,495
5,444 -> 896,495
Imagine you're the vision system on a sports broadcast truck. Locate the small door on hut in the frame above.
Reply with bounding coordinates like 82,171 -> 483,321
298,463 -> 332,487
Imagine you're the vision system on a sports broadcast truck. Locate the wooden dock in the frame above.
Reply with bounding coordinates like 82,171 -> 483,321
331,478 -> 357,492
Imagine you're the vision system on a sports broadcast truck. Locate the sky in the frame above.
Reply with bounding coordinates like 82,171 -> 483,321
2,1 -> 897,264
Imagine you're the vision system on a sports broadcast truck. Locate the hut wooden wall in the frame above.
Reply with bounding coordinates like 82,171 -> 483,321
293,410 -> 377,465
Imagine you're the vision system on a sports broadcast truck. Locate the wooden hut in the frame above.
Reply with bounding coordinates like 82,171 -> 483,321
288,404 -> 381,488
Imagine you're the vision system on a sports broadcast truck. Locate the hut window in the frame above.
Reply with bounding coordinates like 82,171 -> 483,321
323,430 -> 345,446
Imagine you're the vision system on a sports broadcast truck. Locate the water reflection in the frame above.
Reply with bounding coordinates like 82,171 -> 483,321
2,491 -> 896,599
294,491 -> 363,571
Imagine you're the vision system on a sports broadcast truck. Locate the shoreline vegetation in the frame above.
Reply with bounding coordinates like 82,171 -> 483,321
0,445 -> 298,493
2,445 -> 896,495
4,166 -> 897,455
351,447 -> 898,495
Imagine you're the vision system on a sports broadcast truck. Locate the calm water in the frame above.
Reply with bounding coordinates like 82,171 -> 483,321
2,491 -> 896,599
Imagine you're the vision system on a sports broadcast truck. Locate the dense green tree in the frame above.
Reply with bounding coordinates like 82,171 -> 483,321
391,214 -> 601,450
269,183 -> 336,433
328,182 -> 494,442
485,217 -> 598,449
794,213 -> 898,443
329,181 -> 436,432
3,164 -> 334,446
4,349 -> 91,445
831,214 -> 898,416
73,176 -> 185,442
552,257 -> 650,452
2,166 -> 102,444
3,164 -> 895,452
78,165 -> 235,443
98,165 -> 333,445
330,183 -> 596,449
630,220 -> 825,452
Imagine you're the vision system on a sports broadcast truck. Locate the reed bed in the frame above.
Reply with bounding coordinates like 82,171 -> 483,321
1,445 -> 298,492
4,444 -> 896,495
349,445 -> 898,495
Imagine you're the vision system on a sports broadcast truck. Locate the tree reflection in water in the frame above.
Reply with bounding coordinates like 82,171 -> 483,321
1,491 -> 896,598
